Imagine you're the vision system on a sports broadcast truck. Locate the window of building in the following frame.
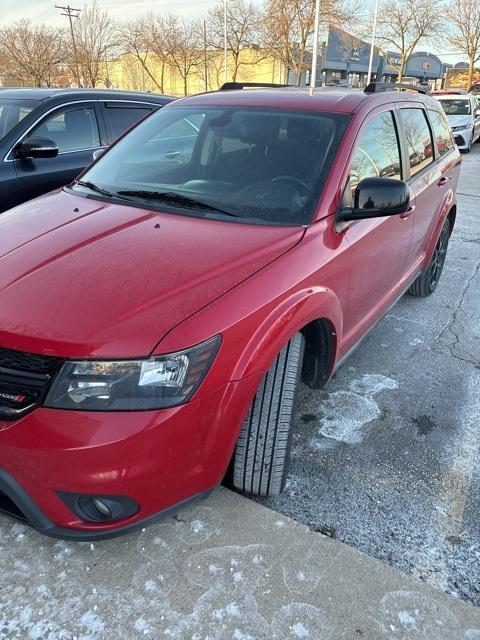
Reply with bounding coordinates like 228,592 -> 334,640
350,111 -> 402,190
398,108 -> 434,176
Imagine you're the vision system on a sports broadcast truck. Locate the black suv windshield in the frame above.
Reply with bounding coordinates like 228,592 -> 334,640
79,106 -> 350,225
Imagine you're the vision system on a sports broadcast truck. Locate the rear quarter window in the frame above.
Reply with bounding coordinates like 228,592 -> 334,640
427,109 -> 455,156
398,108 -> 434,177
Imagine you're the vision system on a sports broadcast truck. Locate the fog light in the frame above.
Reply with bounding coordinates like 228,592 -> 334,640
58,491 -> 139,523
92,498 -> 112,518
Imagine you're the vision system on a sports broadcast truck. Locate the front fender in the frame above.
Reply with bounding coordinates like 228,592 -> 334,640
231,286 -> 342,381
156,217 -> 349,400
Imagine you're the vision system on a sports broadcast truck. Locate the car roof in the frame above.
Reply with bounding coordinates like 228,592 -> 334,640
0,87 -> 175,103
171,86 -> 437,114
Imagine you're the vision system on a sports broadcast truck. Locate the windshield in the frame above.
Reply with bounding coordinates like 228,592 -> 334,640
0,99 -> 38,140
438,99 -> 471,116
78,106 -> 350,225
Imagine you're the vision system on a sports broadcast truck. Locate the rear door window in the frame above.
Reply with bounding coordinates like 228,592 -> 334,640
427,109 -> 455,156
398,108 -> 434,177
103,103 -> 153,141
350,111 -> 402,191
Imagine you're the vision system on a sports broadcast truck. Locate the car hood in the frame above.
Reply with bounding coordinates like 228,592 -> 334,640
446,114 -> 473,128
0,191 -> 304,358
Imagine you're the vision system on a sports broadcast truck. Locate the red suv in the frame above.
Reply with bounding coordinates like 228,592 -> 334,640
0,84 -> 461,539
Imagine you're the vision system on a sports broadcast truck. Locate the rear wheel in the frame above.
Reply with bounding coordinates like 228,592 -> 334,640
408,219 -> 450,297
232,333 -> 305,497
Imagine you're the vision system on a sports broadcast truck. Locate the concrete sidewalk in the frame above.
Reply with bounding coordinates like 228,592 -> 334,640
1,487 -> 479,639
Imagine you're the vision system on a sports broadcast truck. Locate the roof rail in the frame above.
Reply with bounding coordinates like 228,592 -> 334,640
219,82 -> 292,91
364,82 -> 428,95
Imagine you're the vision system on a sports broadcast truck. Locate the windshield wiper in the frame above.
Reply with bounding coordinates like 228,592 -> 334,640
73,180 -> 116,198
117,190 -> 240,218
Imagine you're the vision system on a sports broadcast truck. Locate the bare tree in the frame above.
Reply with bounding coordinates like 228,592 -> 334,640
73,1 -> 117,88
208,0 -> 263,81
148,15 -> 176,94
447,0 -> 480,87
0,20 -> 66,87
117,17 -> 164,92
376,0 -> 445,80
262,0 -> 359,86
165,17 -> 203,96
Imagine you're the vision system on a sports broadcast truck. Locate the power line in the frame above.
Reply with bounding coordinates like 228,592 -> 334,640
55,4 -> 81,87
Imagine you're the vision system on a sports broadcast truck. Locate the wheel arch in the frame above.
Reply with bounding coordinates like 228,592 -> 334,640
300,317 -> 337,389
423,196 -> 456,269
232,287 -> 341,385
447,204 -> 456,235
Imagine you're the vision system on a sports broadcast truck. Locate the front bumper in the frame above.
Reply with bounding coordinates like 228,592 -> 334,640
0,374 -> 261,539
453,131 -> 471,150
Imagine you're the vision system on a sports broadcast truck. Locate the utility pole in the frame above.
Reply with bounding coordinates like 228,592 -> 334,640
366,0 -> 379,85
55,4 -> 81,87
310,0 -> 320,91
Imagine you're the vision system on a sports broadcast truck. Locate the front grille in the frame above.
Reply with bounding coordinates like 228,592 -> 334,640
0,347 -> 63,420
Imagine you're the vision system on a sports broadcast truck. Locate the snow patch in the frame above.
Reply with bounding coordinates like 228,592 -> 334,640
317,374 -> 399,444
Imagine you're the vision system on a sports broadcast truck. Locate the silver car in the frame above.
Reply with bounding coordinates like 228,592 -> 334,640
435,94 -> 480,152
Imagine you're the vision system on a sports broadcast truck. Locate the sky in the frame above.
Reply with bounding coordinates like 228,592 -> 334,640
0,0 -> 465,64
0,0 -> 222,24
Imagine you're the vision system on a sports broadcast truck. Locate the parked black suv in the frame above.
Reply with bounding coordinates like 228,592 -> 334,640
0,88 -> 173,212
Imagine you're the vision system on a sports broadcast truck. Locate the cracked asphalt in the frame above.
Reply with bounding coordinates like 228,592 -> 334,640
257,144 -> 480,606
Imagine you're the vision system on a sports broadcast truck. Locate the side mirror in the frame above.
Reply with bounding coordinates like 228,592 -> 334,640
92,148 -> 106,161
14,137 -> 58,159
338,177 -> 410,223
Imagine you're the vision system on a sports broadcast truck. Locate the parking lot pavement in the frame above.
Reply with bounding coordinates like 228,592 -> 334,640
258,144 -> 480,606
2,487 -> 480,639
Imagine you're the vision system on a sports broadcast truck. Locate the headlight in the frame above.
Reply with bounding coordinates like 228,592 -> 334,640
451,124 -> 470,131
44,336 -> 221,411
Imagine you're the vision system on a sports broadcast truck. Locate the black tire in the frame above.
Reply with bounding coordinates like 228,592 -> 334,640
233,332 -> 305,497
408,220 -> 450,297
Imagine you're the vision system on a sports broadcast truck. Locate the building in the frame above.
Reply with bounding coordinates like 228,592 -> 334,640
403,52 -> 444,83
297,28 -> 446,88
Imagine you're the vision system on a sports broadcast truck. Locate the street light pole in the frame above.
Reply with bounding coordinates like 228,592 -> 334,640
223,0 -> 228,83
310,0 -> 321,91
366,0 -> 379,85
55,4 -> 82,87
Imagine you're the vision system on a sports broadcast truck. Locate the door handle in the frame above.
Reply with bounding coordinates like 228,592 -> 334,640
164,150 -> 180,159
437,176 -> 450,186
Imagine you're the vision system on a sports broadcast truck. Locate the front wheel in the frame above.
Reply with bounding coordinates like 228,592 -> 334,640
232,333 -> 305,497
408,219 -> 450,297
